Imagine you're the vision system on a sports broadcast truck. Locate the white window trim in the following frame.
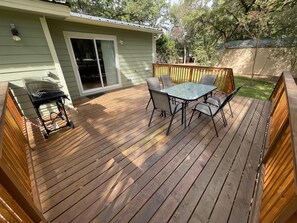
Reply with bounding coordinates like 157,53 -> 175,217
152,34 -> 156,63
63,31 -> 122,96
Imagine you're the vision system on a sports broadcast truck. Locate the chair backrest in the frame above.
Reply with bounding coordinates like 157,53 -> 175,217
149,89 -> 172,114
146,77 -> 161,90
230,85 -> 243,100
161,74 -> 174,88
199,74 -> 217,85
220,85 -> 242,109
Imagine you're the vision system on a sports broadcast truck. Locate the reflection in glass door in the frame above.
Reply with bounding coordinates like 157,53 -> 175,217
70,38 -> 119,92
96,40 -> 118,87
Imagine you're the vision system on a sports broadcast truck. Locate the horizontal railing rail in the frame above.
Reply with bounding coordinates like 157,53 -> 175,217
152,63 -> 235,93
0,82 -> 46,222
258,72 -> 297,223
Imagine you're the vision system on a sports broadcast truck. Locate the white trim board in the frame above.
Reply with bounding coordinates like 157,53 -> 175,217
40,16 -> 73,108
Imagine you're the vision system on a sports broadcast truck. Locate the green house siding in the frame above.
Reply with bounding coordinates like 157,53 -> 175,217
0,7 -> 156,120
46,19 -> 153,99
0,9 -> 61,118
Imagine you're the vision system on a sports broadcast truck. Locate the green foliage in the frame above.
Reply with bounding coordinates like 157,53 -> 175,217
170,0 -> 297,69
156,34 -> 178,63
234,76 -> 276,100
69,0 -> 169,27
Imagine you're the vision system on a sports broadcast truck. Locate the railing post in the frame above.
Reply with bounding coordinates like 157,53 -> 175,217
189,67 -> 193,82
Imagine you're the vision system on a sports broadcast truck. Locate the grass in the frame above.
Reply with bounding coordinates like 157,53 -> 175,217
234,76 -> 276,100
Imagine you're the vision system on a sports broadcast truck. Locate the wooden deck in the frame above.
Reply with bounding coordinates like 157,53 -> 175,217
27,84 -> 270,223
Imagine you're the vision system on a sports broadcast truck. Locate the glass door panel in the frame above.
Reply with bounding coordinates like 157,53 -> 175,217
96,40 -> 119,87
70,38 -> 103,91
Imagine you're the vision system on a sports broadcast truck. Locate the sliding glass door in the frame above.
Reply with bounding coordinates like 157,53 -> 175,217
67,33 -> 120,94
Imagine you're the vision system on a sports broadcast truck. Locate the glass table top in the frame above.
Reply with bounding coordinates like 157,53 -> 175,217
161,82 -> 217,101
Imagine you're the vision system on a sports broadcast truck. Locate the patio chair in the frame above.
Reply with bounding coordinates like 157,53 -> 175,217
148,89 -> 183,135
199,74 -> 217,85
161,74 -> 174,88
206,85 -> 243,118
188,91 -> 235,137
145,77 -> 161,109
199,74 -> 217,100
160,74 -> 181,105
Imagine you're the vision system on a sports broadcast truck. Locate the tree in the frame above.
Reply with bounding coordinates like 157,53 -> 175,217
156,34 -> 177,63
121,0 -> 169,27
69,0 -> 169,28
238,9 -> 270,81
177,0 -> 297,72
183,7 -> 221,66
169,2 -> 188,64
266,0 -> 297,71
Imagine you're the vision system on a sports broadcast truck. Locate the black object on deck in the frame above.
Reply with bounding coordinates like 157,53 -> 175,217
24,79 -> 74,138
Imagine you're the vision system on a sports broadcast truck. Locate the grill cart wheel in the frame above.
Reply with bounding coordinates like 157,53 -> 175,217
69,120 -> 75,129
42,130 -> 49,139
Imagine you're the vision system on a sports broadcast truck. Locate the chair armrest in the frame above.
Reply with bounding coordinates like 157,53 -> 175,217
214,90 -> 227,97
206,96 -> 222,107
194,102 -> 213,115
195,102 -> 209,108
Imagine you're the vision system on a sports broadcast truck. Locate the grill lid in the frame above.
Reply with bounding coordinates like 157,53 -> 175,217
24,79 -> 63,98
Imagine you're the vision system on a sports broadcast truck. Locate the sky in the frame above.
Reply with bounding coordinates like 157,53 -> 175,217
169,0 -> 213,7
170,0 -> 180,3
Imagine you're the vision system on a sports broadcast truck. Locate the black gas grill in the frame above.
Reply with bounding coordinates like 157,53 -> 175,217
24,79 -> 74,138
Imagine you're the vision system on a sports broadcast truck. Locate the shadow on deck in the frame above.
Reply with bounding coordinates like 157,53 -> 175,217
27,84 -> 270,223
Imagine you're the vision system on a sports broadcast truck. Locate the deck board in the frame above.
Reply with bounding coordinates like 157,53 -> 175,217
228,99 -> 270,223
174,98 -> 258,223
208,100 -> 265,223
27,84 -> 270,223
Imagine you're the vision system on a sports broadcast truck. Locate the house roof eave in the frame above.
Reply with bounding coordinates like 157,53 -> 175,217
0,0 -> 70,18
65,12 -> 163,34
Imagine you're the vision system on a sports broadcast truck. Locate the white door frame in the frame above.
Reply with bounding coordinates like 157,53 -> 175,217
64,31 -> 122,96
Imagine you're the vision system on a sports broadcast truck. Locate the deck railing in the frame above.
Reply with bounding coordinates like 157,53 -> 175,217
152,63 -> 235,93
0,82 -> 45,222
258,72 -> 297,222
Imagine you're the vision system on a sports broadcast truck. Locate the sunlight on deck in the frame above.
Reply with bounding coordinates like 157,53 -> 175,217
27,84 -> 270,223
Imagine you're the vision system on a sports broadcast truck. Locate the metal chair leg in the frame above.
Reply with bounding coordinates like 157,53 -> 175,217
167,113 -> 176,135
228,101 -> 233,117
188,109 -> 196,126
148,109 -> 155,127
211,116 -> 219,137
146,98 -> 152,109
220,109 -> 227,126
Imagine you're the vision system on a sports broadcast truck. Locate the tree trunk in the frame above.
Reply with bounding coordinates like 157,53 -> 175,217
216,41 -> 227,66
290,47 -> 297,72
183,44 -> 187,64
251,38 -> 260,83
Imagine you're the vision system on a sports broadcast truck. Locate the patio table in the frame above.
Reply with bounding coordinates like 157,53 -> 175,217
161,82 -> 217,128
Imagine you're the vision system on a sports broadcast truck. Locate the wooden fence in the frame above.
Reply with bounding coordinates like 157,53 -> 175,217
152,63 -> 235,93
0,82 -> 46,222
259,72 -> 297,222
